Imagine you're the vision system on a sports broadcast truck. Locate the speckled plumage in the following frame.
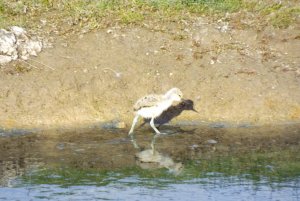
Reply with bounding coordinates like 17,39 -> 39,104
133,94 -> 163,111
128,88 -> 183,136
143,99 -> 197,126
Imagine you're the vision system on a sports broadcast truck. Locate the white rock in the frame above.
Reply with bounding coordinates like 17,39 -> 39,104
0,29 -> 17,55
40,19 -> 47,26
107,29 -> 113,34
10,26 -> 26,37
20,40 -> 43,57
0,55 -> 12,64
28,40 -> 42,56
0,26 -> 44,64
11,54 -> 18,60
20,54 -> 29,60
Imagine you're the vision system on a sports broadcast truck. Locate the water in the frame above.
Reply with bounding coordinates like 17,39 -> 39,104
0,124 -> 299,201
1,178 -> 299,201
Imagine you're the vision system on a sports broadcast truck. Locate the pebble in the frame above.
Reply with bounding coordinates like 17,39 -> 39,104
206,139 -> 218,144
115,121 -> 126,129
56,143 -> 65,150
190,144 -> 200,150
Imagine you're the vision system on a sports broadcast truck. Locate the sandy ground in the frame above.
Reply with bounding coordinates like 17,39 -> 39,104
0,19 -> 300,129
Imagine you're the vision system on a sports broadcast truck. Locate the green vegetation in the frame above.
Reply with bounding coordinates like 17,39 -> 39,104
270,7 -> 300,28
186,148 -> 300,181
22,147 -> 300,187
0,0 -> 299,30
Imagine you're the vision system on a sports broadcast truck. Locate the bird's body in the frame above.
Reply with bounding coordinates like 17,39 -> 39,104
142,99 -> 197,127
134,95 -> 175,118
128,88 -> 183,136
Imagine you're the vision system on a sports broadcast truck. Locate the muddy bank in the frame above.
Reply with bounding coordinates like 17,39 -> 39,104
0,21 -> 300,129
0,123 -> 299,169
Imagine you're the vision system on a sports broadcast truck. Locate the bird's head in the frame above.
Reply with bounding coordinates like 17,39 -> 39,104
179,99 -> 198,113
164,88 -> 183,102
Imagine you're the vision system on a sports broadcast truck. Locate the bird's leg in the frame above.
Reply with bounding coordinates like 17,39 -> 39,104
129,114 -> 139,136
157,123 -> 163,129
150,117 -> 161,134
151,133 -> 160,155
129,114 -> 140,149
150,117 -> 162,155
130,134 -> 140,149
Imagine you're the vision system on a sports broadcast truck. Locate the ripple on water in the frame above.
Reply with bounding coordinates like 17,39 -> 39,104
0,177 -> 299,201
0,124 -> 299,200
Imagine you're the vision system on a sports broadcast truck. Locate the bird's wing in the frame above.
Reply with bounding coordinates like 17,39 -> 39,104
133,94 -> 162,111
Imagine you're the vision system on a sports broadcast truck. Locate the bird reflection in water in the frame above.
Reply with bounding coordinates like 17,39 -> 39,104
135,149 -> 183,175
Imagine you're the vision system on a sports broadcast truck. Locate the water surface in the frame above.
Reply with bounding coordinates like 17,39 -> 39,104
0,124 -> 299,201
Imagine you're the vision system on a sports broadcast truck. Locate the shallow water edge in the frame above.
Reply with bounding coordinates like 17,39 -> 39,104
0,122 -> 299,201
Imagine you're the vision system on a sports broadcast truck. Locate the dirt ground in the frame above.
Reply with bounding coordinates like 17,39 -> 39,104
0,18 -> 300,129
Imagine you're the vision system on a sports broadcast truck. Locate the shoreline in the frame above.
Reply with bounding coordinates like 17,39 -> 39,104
1,119 -> 299,137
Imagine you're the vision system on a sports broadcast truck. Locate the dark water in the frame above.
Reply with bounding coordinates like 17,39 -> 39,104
0,124 -> 299,201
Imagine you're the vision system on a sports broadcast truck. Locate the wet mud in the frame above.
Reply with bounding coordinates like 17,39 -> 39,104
0,123 -> 299,176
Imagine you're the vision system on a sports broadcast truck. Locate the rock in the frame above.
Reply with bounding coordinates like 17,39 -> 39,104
56,143 -> 65,150
10,26 -> 26,37
115,121 -> 126,129
19,39 -> 43,58
0,55 -> 12,64
190,144 -> 200,150
102,121 -> 126,129
40,19 -> 47,26
0,29 -> 17,56
20,54 -> 29,60
0,26 -> 44,65
206,139 -> 218,144
25,40 -> 43,56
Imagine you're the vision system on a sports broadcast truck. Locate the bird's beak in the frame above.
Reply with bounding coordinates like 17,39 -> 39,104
192,108 -> 198,113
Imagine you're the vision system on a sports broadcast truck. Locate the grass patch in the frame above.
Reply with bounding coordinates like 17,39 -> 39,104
0,0 -> 298,31
119,10 -> 145,24
270,7 -> 300,28
22,147 -> 300,187
186,148 -> 300,181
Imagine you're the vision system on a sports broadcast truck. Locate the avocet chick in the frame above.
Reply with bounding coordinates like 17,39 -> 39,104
128,88 -> 183,136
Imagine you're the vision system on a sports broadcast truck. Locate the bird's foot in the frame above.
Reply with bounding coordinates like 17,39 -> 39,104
156,132 -> 168,136
132,140 -> 140,149
129,133 -> 140,149
151,142 -> 156,155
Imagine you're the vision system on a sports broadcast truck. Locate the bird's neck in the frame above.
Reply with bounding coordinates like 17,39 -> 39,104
158,98 -> 174,111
